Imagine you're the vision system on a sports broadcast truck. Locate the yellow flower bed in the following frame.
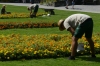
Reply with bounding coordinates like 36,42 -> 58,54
0,34 -> 100,60
0,13 -> 44,19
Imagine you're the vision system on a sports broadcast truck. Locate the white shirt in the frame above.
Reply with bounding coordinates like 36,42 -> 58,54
63,14 -> 91,30
28,4 -> 37,10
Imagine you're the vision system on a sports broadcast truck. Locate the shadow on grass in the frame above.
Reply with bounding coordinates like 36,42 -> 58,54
78,56 -> 100,62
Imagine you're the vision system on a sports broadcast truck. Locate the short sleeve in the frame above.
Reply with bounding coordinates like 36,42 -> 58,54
63,20 -> 71,30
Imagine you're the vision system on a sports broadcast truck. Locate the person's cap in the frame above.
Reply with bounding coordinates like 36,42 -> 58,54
58,19 -> 64,31
2,5 -> 5,7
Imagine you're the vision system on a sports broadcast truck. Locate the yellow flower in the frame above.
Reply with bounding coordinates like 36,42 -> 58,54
34,51 -> 37,54
7,57 -> 10,59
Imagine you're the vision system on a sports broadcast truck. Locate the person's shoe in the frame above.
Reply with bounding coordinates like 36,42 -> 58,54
91,55 -> 96,58
68,56 -> 75,60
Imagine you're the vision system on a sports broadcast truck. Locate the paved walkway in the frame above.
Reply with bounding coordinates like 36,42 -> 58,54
0,3 -> 100,13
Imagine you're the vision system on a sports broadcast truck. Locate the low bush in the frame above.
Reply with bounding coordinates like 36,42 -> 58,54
0,22 -> 58,30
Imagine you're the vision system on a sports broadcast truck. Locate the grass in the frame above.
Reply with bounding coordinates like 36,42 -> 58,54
0,4 -> 100,66
0,4 -> 100,33
0,27 -> 99,36
0,4 -> 100,23
0,54 -> 100,66
0,28 -> 68,35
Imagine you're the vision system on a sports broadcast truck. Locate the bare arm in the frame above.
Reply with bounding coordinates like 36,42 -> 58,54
67,27 -> 75,36
30,9 -> 32,15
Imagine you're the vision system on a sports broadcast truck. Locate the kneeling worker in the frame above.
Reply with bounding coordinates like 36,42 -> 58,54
1,5 -> 6,14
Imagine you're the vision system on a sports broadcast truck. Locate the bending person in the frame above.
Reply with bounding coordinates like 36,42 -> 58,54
27,4 -> 39,18
58,14 -> 96,60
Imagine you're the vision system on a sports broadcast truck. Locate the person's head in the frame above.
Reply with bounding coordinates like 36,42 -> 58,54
2,5 -> 5,8
58,19 -> 65,31
27,7 -> 30,11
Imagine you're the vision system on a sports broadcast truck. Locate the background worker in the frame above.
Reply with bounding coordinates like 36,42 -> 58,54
1,5 -> 6,14
27,4 -> 39,18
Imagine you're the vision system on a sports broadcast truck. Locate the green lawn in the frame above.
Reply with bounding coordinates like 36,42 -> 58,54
0,54 -> 100,66
0,4 -> 100,66
0,4 -> 100,33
